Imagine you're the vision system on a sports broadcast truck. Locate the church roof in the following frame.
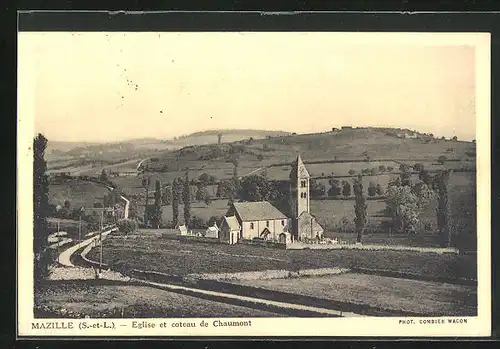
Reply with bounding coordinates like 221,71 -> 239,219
289,154 -> 310,179
232,201 -> 288,221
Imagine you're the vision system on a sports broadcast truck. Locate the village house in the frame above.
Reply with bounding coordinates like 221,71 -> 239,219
205,222 -> 219,238
219,216 -> 241,245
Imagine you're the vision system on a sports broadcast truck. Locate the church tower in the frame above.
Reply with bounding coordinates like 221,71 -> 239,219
289,154 -> 310,220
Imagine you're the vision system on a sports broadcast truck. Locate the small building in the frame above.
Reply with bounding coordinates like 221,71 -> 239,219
178,224 -> 188,236
219,216 -> 241,245
227,201 -> 291,241
341,126 -> 352,130
278,232 -> 292,244
297,211 -> 324,241
205,223 -> 219,238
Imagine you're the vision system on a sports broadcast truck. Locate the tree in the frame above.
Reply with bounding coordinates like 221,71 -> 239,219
239,174 -> 269,202
375,183 -> 383,196
64,200 -> 71,210
367,182 -> 377,197
172,178 -> 181,227
385,184 -> 433,234
348,169 -> 356,175
99,169 -> 108,181
34,133 -> 50,283
117,219 -> 137,234
204,193 -> 213,206
419,168 -> 432,186
452,136 -> 458,141
413,163 -> 424,172
353,175 -> 367,243
162,185 -> 172,205
378,165 -> 386,173
399,164 -> 412,187
151,179 -> 162,228
207,215 -> 221,227
198,173 -> 210,185
328,179 -> 342,197
435,169 -> 452,247
437,155 -> 447,164
183,171 -> 191,227
196,185 -> 208,202
216,179 -> 237,198
387,166 -> 394,172
310,179 -> 326,198
342,181 -> 351,197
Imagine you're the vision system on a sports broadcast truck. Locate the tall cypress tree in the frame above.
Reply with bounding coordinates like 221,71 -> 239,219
183,171 -> 191,227
34,133 -> 50,284
172,178 -> 180,227
436,169 -> 452,247
153,179 -> 162,228
353,175 -> 367,243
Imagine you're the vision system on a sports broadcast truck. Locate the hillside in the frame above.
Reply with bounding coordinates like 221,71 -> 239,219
166,129 -> 291,148
142,127 -> 476,172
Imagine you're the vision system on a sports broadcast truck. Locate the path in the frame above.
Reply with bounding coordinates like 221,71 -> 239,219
135,279 -> 363,317
57,228 -> 115,267
238,167 -> 265,179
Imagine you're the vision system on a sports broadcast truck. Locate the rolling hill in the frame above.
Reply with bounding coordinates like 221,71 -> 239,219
142,127 -> 476,172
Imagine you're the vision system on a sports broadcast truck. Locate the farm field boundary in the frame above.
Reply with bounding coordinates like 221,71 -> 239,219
285,242 -> 459,254
352,267 -> 477,286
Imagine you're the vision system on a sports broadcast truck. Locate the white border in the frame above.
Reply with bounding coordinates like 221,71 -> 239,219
17,31 -> 491,338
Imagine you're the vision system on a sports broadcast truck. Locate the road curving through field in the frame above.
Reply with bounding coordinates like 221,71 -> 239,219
57,228 -> 117,267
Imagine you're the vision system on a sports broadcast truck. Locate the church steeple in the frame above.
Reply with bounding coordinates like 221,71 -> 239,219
289,154 -> 310,218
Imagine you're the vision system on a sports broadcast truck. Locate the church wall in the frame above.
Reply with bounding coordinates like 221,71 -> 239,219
241,218 -> 291,240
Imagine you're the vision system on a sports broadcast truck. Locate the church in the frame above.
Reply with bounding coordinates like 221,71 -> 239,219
219,155 -> 324,244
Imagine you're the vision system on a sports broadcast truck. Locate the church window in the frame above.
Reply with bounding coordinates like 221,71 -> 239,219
266,221 -> 270,227
301,180 -> 307,188
281,220 -> 285,226
250,222 -> 254,229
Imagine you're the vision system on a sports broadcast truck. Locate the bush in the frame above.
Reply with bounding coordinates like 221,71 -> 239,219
116,219 -> 137,234
367,182 -> 377,197
437,155 -> 447,164
348,169 -> 356,175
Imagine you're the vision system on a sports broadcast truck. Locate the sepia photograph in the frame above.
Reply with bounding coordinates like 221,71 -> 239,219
17,28 -> 491,337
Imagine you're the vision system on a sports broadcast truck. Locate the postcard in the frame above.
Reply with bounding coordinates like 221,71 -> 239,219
17,27 -> 491,338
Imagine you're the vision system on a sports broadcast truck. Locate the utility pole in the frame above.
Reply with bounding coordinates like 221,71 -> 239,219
57,221 -> 60,264
99,209 -> 103,273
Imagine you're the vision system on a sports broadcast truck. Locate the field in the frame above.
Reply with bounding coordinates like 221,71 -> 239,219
232,273 -> 476,316
48,179 -> 110,209
161,199 -> 229,226
35,280 -> 280,318
88,234 -> 477,280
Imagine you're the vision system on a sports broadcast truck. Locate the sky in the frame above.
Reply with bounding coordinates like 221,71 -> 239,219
19,32 -> 481,142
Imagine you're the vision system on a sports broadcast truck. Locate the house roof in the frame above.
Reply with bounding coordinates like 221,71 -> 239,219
223,215 -> 241,231
232,201 -> 288,221
207,226 -> 219,232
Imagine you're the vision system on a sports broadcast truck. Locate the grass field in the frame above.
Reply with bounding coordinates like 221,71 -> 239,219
49,179 -> 110,209
35,280 -> 280,318
232,273 -> 477,316
161,199 -> 229,226
88,234 -> 476,280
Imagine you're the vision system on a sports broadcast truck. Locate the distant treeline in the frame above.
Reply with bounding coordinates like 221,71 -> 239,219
267,158 -> 463,168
